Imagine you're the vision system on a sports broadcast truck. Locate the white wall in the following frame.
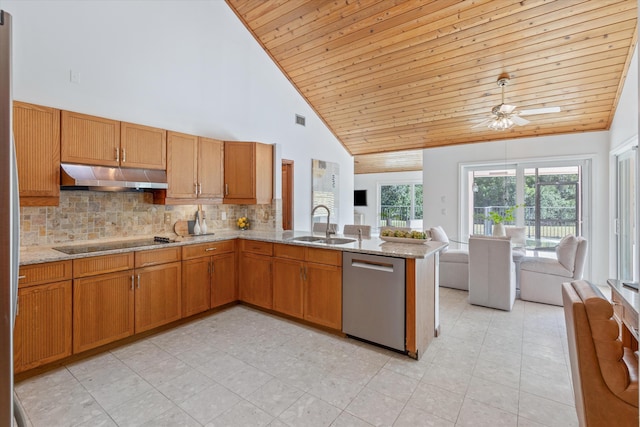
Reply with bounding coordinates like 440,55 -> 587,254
1,0 -> 354,231
422,131 -> 610,284
354,171 -> 423,230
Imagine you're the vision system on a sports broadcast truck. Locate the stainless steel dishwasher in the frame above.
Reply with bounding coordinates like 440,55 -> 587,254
342,252 -> 406,352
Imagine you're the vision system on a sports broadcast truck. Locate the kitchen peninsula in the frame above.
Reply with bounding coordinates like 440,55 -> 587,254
17,230 -> 446,375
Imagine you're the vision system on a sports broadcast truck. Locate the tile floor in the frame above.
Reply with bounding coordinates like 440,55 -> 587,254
14,288 -> 578,427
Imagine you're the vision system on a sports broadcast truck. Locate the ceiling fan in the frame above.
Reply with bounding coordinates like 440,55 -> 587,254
473,73 -> 561,131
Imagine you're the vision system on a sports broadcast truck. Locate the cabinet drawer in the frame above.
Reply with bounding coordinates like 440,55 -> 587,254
240,239 -> 273,256
306,247 -> 342,266
18,260 -> 72,288
274,243 -> 305,260
73,253 -> 135,278
182,240 -> 235,260
135,247 -> 181,267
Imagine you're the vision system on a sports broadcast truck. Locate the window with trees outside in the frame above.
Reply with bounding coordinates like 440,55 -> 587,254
379,183 -> 423,229
469,163 -> 585,250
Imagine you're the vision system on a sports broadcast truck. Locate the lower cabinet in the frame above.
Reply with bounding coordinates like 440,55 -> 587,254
14,279 -> 72,373
181,240 -> 236,317
239,240 -> 273,309
135,261 -> 182,333
273,244 -> 342,330
73,249 -> 182,353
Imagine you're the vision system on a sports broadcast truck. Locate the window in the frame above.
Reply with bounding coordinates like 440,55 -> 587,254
616,148 -> 637,281
466,160 -> 588,250
379,183 -> 423,228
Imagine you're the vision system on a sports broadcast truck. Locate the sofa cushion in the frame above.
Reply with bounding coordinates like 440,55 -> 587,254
430,226 -> 449,244
520,257 -> 573,277
556,234 -> 579,272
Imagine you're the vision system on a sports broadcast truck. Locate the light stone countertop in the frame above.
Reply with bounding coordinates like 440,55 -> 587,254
19,229 -> 447,266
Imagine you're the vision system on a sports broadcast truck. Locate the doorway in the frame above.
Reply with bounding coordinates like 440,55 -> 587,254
282,160 -> 294,230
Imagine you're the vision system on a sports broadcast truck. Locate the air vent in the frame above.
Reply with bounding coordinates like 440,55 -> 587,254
295,114 -> 306,126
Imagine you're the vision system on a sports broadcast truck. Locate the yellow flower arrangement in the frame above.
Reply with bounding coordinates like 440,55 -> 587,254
236,216 -> 250,230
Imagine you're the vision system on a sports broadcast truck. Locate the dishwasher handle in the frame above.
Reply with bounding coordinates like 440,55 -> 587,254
351,260 -> 394,273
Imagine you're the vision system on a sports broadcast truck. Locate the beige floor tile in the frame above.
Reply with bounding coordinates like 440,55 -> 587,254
472,357 -> 521,389
140,405 -> 200,427
307,371 -> 365,409
519,369 -> 574,406
278,394 -> 341,427
406,382 -> 464,423
365,367 -> 419,403
205,401 -> 274,427
345,387 -> 404,427
178,383 -> 241,424
456,398 -> 518,427
383,354 -> 429,380
247,378 -> 305,417
518,391 -> 578,427
421,363 -> 472,395
74,412 -> 118,427
107,390 -> 174,427
217,363 -> 273,398
393,405 -> 454,427
330,411 -> 374,426
465,376 -> 519,414
89,373 -> 154,411
155,367 -> 216,404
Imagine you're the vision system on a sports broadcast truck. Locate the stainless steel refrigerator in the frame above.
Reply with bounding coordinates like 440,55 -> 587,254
0,9 -> 24,427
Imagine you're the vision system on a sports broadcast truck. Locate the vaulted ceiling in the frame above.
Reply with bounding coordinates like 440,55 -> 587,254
226,0 -> 637,173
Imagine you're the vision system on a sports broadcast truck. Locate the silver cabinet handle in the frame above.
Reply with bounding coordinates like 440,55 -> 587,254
194,182 -> 198,195
225,184 -> 229,196
137,274 -> 141,289
205,247 -> 216,252
16,296 -> 18,316
198,183 -> 202,195
122,148 -> 126,163
131,275 -> 134,290
18,275 -> 26,280
115,147 -> 120,162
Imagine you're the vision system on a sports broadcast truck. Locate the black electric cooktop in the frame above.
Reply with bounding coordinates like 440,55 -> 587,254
53,236 -> 174,255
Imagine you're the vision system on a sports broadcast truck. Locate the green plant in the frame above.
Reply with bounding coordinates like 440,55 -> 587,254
484,204 -> 522,224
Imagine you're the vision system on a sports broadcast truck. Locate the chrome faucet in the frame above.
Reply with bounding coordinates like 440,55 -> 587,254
311,204 -> 334,239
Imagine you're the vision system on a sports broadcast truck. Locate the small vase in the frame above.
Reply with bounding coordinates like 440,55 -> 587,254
492,223 -> 505,237
200,213 -> 207,235
193,212 -> 201,235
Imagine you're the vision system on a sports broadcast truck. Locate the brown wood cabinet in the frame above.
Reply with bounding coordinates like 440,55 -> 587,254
73,249 -> 184,352
73,269 -> 135,353
120,122 -> 167,170
61,111 -> 121,167
239,240 -> 273,309
273,244 -> 342,329
166,132 -> 224,203
13,101 -> 60,206
134,261 -> 182,333
14,261 -> 73,373
224,141 -> 273,204
181,240 -> 236,316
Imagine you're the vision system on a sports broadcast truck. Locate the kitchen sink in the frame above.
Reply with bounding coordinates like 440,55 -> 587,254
318,237 -> 357,245
289,235 -> 325,242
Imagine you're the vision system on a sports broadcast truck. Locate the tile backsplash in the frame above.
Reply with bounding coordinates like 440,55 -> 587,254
20,191 -> 280,246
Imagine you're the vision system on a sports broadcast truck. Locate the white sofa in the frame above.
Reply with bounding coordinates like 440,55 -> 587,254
430,226 -> 469,290
519,235 -> 588,306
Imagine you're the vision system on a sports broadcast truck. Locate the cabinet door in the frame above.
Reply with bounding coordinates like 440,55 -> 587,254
13,102 -> 60,205
224,142 -> 255,200
120,122 -> 166,170
135,261 -> 182,333
167,131 -> 198,199
182,257 -> 211,317
273,257 -> 304,319
304,263 -> 342,330
239,252 -> 272,309
61,110 -> 120,166
73,270 -> 135,353
199,137 -> 224,199
14,281 -> 72,373
211,252 -> 237,308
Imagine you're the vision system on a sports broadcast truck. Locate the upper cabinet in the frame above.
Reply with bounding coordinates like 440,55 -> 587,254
61,111 -> 167,170
120,122 -> 166,170
165,132 -> 224,203
224,141 -> 273,205
61,111 -> 121,167
13,101 -> 61,206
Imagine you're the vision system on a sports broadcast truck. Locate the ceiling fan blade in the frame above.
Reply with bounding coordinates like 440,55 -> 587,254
499,104 -> 517,114
518,106 -> 561,116
472,118 -> 494,129
511,115 -> 530,126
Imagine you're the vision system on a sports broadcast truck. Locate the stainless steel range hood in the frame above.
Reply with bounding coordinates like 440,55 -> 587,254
60,163 -> 168,191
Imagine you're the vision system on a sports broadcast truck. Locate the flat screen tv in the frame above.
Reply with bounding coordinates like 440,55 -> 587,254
354,190 -> 367,206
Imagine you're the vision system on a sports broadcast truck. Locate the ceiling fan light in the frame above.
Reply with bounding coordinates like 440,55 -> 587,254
488,116 -> 515,131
